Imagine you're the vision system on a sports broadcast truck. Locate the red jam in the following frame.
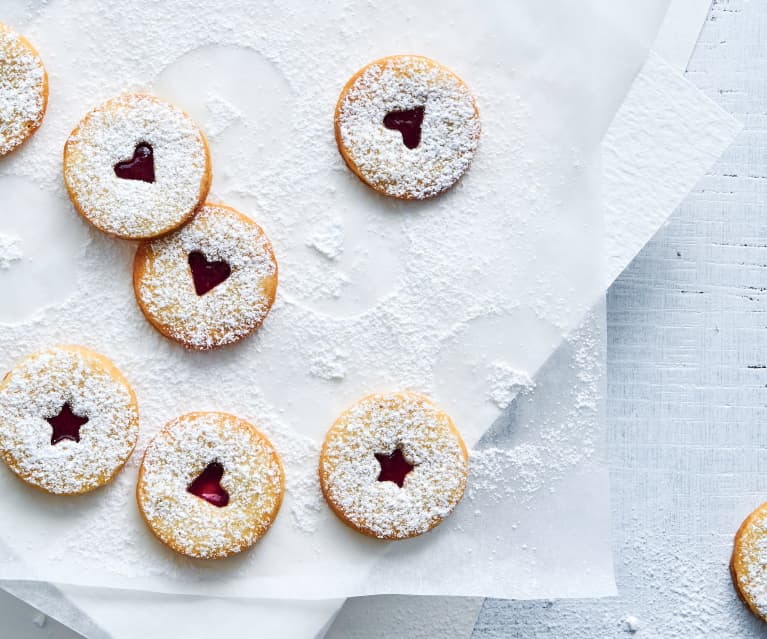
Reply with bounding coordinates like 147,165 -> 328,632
187,461 -> 229,507
188,251 -> 231,296
46,403 -> 88,445
114,142 -> 155,183
383,106 -> 425,149
374,447 -> 414,488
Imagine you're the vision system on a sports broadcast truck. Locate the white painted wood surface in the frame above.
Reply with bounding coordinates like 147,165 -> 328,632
476,1 -> 767,636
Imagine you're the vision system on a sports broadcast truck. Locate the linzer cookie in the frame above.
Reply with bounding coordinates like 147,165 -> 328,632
319,391 -> 469,540
0,346 -> 139,495
63,93 -> 211,239
0,21 -> 48,156
132,202 -> 278,350
335,55 -> 480,200
731,501 -> 767,622
136,412 -> 284,559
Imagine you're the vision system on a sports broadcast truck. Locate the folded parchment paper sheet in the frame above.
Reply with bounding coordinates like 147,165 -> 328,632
1,0 -> 736,636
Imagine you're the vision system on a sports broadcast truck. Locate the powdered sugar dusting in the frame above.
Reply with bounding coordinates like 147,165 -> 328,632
135,203 -> 277,349
0,346 -> 139,494
137,412 -> 283,559
271,430 -> 324,534
336,55 -> 480,199
0,22 -> 46,156
63,94 -> 209,239
468,444 -> 547,499
320,392 -> 468,539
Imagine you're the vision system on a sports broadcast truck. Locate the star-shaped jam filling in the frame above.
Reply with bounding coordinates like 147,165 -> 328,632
46,403 -> 88,445
187,461 -> 230,507
374,447 -> 415,488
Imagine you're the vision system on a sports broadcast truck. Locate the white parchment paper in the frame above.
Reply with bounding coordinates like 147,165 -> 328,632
0,2 -> 742,636
0,0 -> 657,600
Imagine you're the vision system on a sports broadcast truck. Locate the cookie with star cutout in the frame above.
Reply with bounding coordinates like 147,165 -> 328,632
136,412 -> 284,559
335,55 -> 480,200
318,391 -> 469,540
0,21 -> 48,157
0,345 -> 139,495
63,93 -> 211,239
132,202 -> 278,350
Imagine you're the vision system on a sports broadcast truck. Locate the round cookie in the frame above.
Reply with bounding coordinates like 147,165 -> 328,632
731,501 -> 767,621
136,412 -> 284,559
0,21 -> 48,156
133,202 -> 278,350
63,93 -> 211,239
0,345 -> 139,495
334,55 -> 480,200
318,391 -> 469,540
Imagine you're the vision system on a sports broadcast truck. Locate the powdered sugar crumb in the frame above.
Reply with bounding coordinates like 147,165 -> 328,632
306,217 -> 344,260
624,615 -> 641,633
487,361 -> 535,409
309,345 -> 348,381
0,233 -> 23,269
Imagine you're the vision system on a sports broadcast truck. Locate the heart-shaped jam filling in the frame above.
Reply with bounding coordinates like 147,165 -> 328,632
383,106 -> 425,149
374,447 -> 415,488
187,461 -> 229,507
114,142 -> 155,183
46,403 -> 88,445
188,251 -> 231,296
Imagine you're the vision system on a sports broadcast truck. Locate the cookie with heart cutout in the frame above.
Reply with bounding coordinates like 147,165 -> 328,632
63,93 -> 211,240
132,202 -> 278,350
335,55 -> 480,200
318,391 -> 469,540
731,501 -> 767,622
0,345 -> 139,495
0,21 -> 48,157
136,412 -> 284,559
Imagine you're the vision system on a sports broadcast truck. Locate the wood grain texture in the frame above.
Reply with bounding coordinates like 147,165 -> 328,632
475,1 -> 767,636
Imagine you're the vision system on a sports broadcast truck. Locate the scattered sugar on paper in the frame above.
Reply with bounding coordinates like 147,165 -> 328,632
0,233 -> 23,269
308,344 -> 348,381
305,216 -> 344,260
487,361 -> 534,409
